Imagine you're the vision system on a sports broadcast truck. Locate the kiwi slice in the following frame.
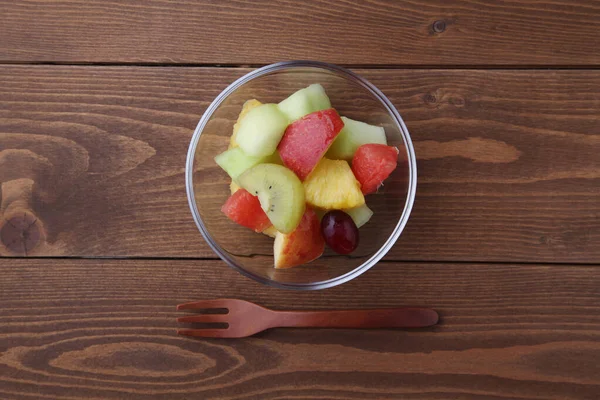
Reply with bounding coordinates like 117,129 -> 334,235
238,164 -> 305,234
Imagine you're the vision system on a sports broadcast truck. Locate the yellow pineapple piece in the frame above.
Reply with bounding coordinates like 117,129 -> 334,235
303,158 -> 365,209
229,99 -> 263,149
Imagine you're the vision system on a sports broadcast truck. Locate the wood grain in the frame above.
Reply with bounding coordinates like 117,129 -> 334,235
0,259 -> 599,399
2,0 -> 600,66
1,66 -> 599,263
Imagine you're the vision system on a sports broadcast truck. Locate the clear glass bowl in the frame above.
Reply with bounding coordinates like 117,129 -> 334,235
186,61 -> 416,290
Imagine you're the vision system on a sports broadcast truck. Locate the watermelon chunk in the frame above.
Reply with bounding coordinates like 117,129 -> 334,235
277,108 -> 344,180
351,144 -> 399,194
221,189 -> 272,232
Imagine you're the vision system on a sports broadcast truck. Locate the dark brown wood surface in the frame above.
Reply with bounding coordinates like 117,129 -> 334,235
1,66 -> 599,262
1,259 -> 599,399
1,1 -> 600,399
2,0 -> 600,66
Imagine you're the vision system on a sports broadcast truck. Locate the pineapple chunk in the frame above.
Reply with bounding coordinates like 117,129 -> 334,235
230,99 -> 263,149
303,158 -> 365,209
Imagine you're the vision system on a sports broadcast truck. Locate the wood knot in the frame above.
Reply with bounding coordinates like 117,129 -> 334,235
432,20 -> 446,33
423,93 -> 437,104
0,212 -> 41,255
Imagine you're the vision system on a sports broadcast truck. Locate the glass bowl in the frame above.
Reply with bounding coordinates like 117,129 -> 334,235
186,61 -> 416,290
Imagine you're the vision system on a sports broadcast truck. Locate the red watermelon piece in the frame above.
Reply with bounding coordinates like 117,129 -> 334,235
277,108 -> 344,180
351,144 -> 399,194
221,189 -> 272,232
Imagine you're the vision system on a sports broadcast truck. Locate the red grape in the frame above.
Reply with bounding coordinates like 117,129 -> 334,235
321,210 -> 359,254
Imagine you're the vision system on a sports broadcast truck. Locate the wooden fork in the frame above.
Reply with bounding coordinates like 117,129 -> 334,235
177,299 -> 438,338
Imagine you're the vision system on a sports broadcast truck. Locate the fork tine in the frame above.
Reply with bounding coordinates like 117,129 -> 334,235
177,314 -> 229,323
176,299 -> 231,311
177,328 -> 233,338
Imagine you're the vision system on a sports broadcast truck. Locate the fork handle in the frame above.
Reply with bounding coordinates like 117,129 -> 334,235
271,308 -> 438,329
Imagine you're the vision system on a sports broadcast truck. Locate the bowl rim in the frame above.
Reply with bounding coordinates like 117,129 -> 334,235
186,60 -> 417,290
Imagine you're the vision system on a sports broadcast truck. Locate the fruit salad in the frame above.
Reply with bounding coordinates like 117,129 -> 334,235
215,84 -> 399,269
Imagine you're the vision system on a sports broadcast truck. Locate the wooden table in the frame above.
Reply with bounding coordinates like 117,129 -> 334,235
1,1 -> 599,399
